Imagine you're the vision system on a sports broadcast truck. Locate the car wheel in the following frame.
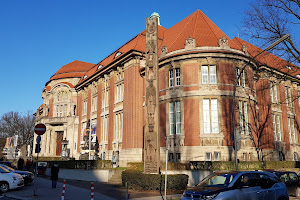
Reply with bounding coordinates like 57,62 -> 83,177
296,187 -> 300,197
0,182 -> 9,193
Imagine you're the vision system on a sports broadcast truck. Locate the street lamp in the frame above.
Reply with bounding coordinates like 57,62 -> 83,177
232,34 -> 290,170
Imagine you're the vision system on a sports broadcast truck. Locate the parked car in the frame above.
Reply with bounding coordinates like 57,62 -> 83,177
0,164 -> 33,185
266,170 -> 300,197
0,161 -> 13,168
0,165 -> 24,193
181,171 -> 289,200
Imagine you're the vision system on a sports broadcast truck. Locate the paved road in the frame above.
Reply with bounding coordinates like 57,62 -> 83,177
2,176 -> 181,200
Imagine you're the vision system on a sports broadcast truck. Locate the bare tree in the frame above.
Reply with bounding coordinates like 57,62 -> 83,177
0,111 -> 35,147
243,0 -> 300,65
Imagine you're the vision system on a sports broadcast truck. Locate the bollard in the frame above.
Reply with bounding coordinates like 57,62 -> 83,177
91,182 -> 94,200
61,179 -> 66,200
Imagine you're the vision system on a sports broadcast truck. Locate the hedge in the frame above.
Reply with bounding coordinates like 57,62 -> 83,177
46,160 -> 111,169
122,169 -> 188,191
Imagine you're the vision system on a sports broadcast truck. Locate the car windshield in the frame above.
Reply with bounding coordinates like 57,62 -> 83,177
0,166 -> 11,173
197,173 -> 237,187
0,165 -> 14,172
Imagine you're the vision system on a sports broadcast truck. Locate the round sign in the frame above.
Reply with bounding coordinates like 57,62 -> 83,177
34,123 -> 46,135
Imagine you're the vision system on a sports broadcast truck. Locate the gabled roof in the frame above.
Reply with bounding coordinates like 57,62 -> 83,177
161,10 -> 240,52
50,60 -> 95,81
232,37 -> 299,77
77,26 -> 167,85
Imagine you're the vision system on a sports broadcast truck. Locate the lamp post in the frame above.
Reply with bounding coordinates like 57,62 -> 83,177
232,34 -> 290,170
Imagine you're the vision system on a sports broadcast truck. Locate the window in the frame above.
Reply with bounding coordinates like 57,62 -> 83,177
169,101 -> 181,135
285,86 -> 293,107
202,65 -> 217,84
115,83 -> 124,103
102,115 -> 108,142
203,99 -> 219,134
168,153 -> 174,162
270,82 -> 278,104
206,152 -> 212,161
288,116 -> 296,143
176,153 -> 181,162
92,96 -> 97,112
55,91 -> 68,117
272,114 -> 281,141
239,101 -> 249,135
236,68 -> 245,87
83,100 -> 87,115
214,152 -> 220,161
114,112 -> 123,141
169,68 -> 180,87
102,89 -> 109,108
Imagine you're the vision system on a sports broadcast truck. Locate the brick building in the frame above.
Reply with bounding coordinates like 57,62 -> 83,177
34,10 -> 300,166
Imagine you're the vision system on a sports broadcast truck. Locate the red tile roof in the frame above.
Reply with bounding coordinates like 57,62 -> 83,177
50,60 -> 95,81
161,10 -> 240,52
232,37 -> 299,76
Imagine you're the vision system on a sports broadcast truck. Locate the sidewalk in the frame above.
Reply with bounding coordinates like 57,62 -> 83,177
4,176 -> 182,200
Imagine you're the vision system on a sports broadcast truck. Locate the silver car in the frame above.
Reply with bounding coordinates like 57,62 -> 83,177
181,171 -> 289,200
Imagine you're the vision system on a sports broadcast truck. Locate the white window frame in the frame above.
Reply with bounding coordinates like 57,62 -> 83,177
239,101 -> 249,135
202,65 -> 217,84
169,68 -> 180,88
236,68 -> 245,87
169,101 -> 181,135
214,152 -> 220,161
203,99 -> 219,134
205,152 -> 212,161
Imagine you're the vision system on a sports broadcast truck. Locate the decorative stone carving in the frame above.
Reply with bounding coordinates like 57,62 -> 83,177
144,16 -> 160,174
160,45 -> 168,58
185,36 -> 196,50
242,45 -> 249,56
218,37 -> 229,49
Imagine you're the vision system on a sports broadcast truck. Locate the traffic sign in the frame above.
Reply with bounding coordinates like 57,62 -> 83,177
34,123 -> 46,135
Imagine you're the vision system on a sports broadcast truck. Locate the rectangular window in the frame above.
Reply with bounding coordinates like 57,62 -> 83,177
205,152 -> 212,161
102,115 -> 108,142
214,152 -> 220,161
203,99 -> 219,134
169,70 -> 174,87
114,112 -> 123,141
169,68 -> 180,87
115,83 -> 124,103
102,90 -> 109,108
92,96 -> 97,112
288,116 -> 296,143
236,68 -> 245,87
273,114 -> 281,141
270,82 -> 278,103
169,101 -> 181,135
176,153 -> 181,162
202,65 -> 217,84
168,153 -> 174,162
285,87 -> 293,107
238,101 -> 249,135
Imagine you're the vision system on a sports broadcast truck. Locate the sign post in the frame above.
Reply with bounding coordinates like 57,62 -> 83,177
33,123 -> 46,196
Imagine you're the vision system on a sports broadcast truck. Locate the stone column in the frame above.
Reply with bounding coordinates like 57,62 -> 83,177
144,16 -> 160,174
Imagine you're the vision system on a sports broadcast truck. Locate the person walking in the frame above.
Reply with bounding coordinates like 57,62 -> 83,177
17,157 -> 24,170
51,162 -> 59,188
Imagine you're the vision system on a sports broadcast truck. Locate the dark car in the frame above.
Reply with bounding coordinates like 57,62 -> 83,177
267,170 -> 300,197
181,171 -> 289,200
0,161 -> 13,168
0,164 -> 34,185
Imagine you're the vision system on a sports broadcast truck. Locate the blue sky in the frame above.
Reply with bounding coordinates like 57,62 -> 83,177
0,0 -> 253,116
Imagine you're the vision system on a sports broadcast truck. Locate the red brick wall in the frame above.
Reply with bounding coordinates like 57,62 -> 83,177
184,98 -> 200,146
108,77 -> 115,150
159,68 -> 166,91
256,79 -> 273,149
294,89 -> 300,144
221,97 -> 233,146
182,62 -> 198,91
97,84 -> 102,144
279,85 -> 290,150
123,64 -> 144,149
219,62 -> 235,91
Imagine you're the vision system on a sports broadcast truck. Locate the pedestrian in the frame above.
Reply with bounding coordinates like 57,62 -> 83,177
25,159 -> 31,171
51,162 -> 59,188
17,157 -> 24,170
